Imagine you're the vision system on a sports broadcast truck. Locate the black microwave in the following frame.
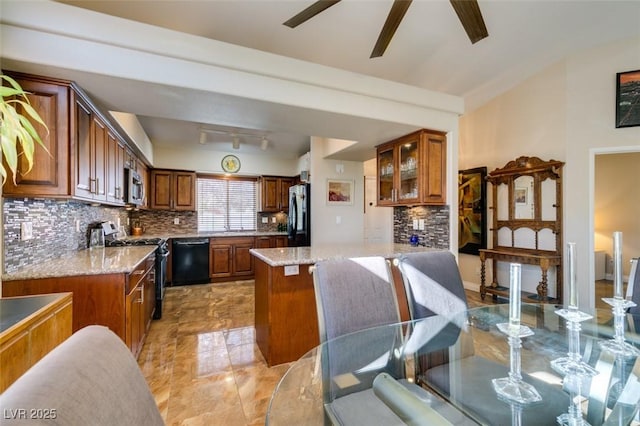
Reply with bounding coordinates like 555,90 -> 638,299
125,168 -> 144,206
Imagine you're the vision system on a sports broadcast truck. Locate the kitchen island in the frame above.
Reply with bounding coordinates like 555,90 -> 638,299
250,243 -> 441,366
0,293 -> 73,392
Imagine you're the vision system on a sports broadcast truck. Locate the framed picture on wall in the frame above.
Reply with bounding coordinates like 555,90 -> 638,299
458,167 -> 487,256
326,179 -> 354,205
616,69 -> 640,128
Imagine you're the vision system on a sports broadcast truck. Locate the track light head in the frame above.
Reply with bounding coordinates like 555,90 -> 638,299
232,136 -> 240,150
261,137 -> 269,151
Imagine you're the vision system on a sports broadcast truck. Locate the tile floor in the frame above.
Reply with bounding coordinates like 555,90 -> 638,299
138,280 -> 562,425
138,280 -> 291,426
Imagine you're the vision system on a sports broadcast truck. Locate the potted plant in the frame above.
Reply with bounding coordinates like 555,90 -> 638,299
0,74 -> 48,184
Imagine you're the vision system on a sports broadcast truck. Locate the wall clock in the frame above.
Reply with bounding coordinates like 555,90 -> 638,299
221,155 -> 241,173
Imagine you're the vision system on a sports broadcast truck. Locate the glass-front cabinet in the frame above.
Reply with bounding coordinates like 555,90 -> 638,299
376,129 -> 446,206
377,144 -> 395,204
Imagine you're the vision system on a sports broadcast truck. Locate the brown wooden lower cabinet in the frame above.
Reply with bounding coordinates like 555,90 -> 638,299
2,253 -> 155,359
210,235 -> 288,283
255,235 -> 288,249
0,293 -> 73,392
254,258 -> 319,366
209,236 -> 254,282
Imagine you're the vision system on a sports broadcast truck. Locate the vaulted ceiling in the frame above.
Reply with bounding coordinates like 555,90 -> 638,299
7,1 -> 640,159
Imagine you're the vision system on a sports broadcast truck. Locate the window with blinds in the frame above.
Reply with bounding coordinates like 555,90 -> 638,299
197,175 -> 257,232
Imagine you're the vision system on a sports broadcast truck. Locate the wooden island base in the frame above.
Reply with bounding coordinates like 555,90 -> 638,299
254,257 -> 409,366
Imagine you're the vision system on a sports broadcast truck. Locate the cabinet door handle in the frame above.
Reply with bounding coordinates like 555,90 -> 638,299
89,178 -> 96,194
136,286 -> 144,304
132,270 -> 145,275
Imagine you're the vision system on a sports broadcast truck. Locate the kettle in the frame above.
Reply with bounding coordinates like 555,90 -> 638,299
131,220 -> 144,236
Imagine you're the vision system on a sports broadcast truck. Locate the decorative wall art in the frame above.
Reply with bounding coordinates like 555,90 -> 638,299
458,167 -> 487,255
616,69 -> 640,128
326,179 -> 354,205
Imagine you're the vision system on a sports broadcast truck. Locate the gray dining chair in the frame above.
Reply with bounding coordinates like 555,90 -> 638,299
626,257 -> 639,315
311,256 -> 471,425
394,251 -> 471,376
395,251 -> 569,425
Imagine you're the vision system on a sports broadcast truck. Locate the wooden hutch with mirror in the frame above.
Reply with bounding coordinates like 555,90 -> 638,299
479,156 -> 564,303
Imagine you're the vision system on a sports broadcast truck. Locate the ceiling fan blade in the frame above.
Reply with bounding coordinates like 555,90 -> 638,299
283,0 -> 341,28
370,0 -> 413,58
450,0 -> 488,44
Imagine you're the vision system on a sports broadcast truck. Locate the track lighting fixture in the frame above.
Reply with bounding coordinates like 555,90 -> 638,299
199,126 -> 270,151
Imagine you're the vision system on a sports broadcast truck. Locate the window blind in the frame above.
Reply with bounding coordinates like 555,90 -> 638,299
197,176 -> 256,232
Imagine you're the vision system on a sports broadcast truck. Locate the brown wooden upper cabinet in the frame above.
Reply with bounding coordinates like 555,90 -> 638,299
260,176 -> 294,212
376,129 -> 446,206
150,169 -> 196,211
2,71 -> 145,207
2,73 -> 72,197
73,93 -> 109,202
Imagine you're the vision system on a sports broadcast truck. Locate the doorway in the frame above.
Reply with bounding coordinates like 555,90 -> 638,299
592,150 -> 640,308
363,176 -> 392,243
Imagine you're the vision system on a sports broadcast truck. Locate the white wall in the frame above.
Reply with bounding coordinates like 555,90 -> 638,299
565,37 -> 640,308
309,137 -> 365,245
109,112 -> 154,165
459,36 -> 640,308
153,146 -> 299,176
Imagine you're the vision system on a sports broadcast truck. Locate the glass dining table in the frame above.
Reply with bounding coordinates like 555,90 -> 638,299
266,303 -> 640,425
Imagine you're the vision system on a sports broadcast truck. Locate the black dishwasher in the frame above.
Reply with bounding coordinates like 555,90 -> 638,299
172,238 -> 210,285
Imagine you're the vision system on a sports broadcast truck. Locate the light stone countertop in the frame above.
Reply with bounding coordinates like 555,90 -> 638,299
125,231 -> 288,240
250,243 -> 442,267
3,246 -> 157,282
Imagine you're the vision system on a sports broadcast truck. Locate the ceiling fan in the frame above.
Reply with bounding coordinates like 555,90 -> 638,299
283,0 -> 488,58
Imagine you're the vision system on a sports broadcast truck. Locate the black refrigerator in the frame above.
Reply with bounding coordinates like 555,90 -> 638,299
287,183 -> 311,246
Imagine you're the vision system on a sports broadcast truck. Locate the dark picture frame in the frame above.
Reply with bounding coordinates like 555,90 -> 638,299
616,69 -> 640,128
458,167 -> 487,255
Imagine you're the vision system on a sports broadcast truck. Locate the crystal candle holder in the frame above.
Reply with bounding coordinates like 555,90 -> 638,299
551,307 -> 599,377
598,297 -> 640,357
492,323 -> 542,404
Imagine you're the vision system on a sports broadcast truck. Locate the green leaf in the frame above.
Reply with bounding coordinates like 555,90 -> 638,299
0,132 -> 18,183
1,74 -> 50,183
0,75 -> 22,92
0,86 -> 22,98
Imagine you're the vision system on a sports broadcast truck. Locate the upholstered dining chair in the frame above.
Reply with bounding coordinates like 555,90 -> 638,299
311,256 -> 471,425
394,251 -> 569,425
394,251 -> 470,376
626,257 -> 639,316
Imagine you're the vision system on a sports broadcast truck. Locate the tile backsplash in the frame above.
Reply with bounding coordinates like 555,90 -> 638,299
3,198 -> 128,273
129,210 -> 197,235
257,212 -> 288,232
3,197 -> 443,273
394,205 -> 449,249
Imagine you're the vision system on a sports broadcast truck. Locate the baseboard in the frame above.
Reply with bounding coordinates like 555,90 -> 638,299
464,280 -> 480,292
604,273 -> 630,282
